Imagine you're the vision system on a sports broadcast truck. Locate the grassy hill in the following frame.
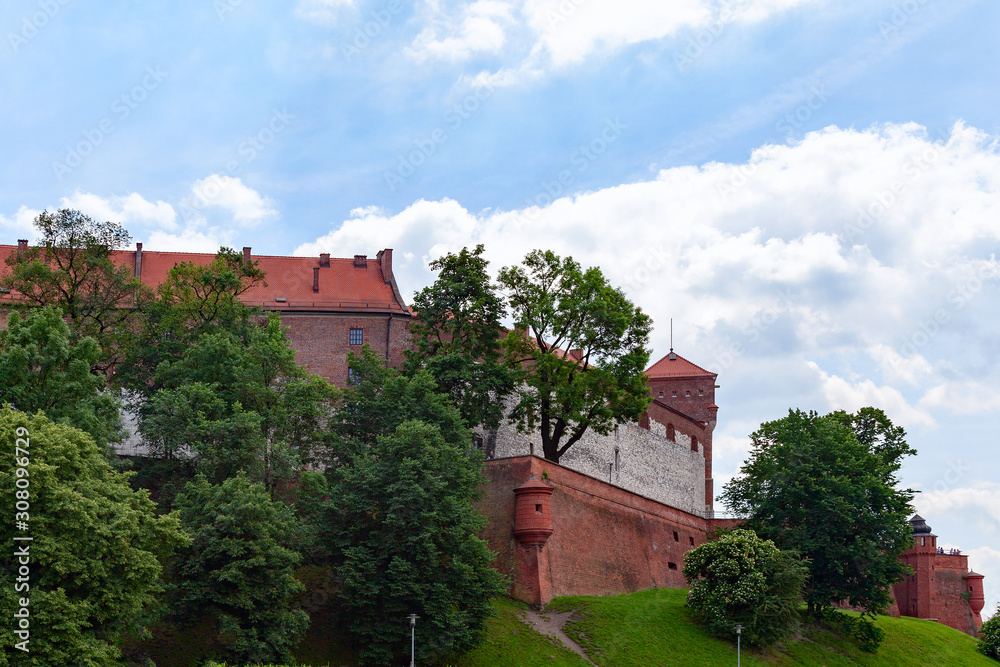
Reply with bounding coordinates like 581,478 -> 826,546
453,589 -> 994,667
176,588 -> 995,666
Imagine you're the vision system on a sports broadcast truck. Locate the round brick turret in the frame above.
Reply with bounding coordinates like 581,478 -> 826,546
513,475 -> 554,547
967,571 -> 985,628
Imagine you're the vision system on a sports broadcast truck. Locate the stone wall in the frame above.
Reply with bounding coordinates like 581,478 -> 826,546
491,412 -> 706,517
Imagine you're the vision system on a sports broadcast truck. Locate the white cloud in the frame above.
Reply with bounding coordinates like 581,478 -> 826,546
0,206 -> 41,240
408,0 -> 824,84
188,174 -> 277,226
298,120 -> 1000,431
294,0 -> 355,27
807,362 -> 934,428
60,191 -> 177,230
406,1 -> 516,63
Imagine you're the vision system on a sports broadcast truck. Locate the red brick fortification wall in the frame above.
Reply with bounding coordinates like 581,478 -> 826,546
278,312 -> 412,386
479,456 -> 711,605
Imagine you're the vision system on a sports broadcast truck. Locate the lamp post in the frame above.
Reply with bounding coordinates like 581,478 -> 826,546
408,614 -> 419,667
734,623 -> 742,667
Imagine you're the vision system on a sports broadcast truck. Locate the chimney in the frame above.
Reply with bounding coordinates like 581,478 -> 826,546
17,239 -> 28,254
313,267 -> 319,293
319,253 -> 330,268
353,254 -> 367,268
243,246 -> 251,264
134,242 -> 143,278
376,249 -> 392,283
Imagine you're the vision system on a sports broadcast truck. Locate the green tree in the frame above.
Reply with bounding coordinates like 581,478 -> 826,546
0,306 -> 123,450
683,528 -> 807,647
979,605 -> 1000,661
327,419 -> 505,666
140,315 -> 338,489
0,209 -> 151,372
171,473 -> 309,665
119,246 -> 266,397
498,249 -> 652,463
721,407 -> 916,645
0,407 -> 187,666
406,245 -> 520,431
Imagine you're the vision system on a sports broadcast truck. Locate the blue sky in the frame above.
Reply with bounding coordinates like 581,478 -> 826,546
3,0 -> 1000,615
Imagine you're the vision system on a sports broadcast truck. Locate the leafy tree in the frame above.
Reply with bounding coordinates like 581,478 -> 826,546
683,528 -> 807,647
331,345 -> 471,462
171,473 -> 309,665
406,244 -> 520,431
119,246 -> 266,397
327,419 -> 505,665
498,249 -> 652,463
0,209 -> 151,371
0,306 -> 123,450
140,315 -> 338,489
0,407 -> 187,666
979,606 -> 1000,660
721,407 -> 916,646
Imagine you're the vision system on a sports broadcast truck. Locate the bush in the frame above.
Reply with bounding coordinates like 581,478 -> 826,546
683,528 -> 807,647
979,606 -> 1000,660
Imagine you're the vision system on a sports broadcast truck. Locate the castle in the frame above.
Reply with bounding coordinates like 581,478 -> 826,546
0,242 -> 987,635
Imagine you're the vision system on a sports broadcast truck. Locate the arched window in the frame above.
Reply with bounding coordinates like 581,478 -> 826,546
666,424 -> 675,441
691,436 -> 698,452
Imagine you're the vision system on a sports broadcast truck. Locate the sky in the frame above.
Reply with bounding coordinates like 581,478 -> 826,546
2,0 -> 999,617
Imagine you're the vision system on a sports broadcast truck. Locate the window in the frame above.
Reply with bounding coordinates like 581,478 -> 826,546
685,390 -> 691,397
673,531 -> 679,542
658,391 -> 663,398
689,536 -> 695,546
672,391 -> 677,397
691,436 -> 698,452
699,389 -> 704,396
348,368 -> 359,385
668,562 -> 678,571
349,328 -> 363,345
535,504 -> 542,513
666,423 -> 675,441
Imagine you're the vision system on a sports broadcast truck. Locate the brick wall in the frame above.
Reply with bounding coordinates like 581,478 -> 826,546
479,456 -> 710,604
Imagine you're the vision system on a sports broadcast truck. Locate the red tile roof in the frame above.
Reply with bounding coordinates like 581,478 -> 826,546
645,350 -> 716,379
0,244 -> 409,315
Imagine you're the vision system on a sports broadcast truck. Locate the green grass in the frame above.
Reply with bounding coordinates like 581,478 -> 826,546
546,588 -> 994,666
450,596 -> 592,667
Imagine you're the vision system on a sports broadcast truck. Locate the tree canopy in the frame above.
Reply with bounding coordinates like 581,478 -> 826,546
0,407 -> 186,666
499,249 -> 652,463
171,473 -> 309,665
0,306 -> 123,450
0,209 -> 151,372
683,528 -> 807,647
406,244 -> 520,432
721,407 -> 916,625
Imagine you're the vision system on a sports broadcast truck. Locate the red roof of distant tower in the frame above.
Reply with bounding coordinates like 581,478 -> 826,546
645,350 -> 716,379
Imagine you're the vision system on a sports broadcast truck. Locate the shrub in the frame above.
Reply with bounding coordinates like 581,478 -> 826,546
979,605 -> 1000,660
683,528 -> 807,647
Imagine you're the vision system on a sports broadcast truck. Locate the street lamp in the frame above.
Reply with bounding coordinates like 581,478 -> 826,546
408,614 -> 419,667
734,623 -> 742,667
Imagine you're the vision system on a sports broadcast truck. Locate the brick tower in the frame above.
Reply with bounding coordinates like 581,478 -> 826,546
644,348 -> 719,512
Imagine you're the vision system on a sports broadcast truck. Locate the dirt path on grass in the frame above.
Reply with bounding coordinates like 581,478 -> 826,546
521,609 -> 598,666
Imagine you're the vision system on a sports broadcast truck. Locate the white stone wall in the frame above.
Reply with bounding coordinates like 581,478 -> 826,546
491,416 -> 706,517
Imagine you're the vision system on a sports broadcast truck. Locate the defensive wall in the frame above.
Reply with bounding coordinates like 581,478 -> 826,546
479,455 -> 717,605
